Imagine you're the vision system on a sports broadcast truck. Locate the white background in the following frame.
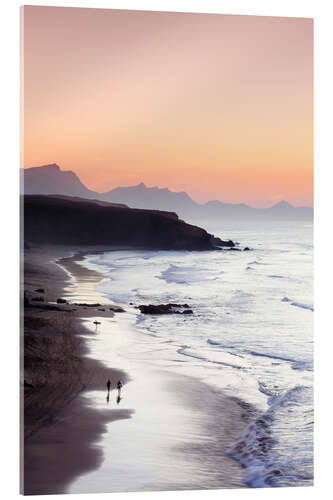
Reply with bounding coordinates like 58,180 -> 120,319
0,0 -> 332,499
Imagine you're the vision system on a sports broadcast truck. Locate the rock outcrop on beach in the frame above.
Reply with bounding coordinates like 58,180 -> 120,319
23,195 -> 229,250
137,303 -> 193,315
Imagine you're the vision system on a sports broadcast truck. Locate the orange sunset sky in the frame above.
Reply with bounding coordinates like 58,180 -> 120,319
22,6 -> 313,207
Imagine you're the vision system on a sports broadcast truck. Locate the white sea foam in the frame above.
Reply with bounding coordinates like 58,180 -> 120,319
229,385 -> 313,488
158,263 -> 223,284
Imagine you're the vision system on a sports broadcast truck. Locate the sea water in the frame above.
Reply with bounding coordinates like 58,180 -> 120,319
82,220 -> 313,488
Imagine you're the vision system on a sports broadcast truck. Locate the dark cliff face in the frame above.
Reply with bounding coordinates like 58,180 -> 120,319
23,195 -> 216,250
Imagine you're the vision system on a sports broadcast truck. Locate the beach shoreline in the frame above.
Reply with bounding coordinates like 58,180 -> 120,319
22,244 -> 254,494
22,245 -> 131,494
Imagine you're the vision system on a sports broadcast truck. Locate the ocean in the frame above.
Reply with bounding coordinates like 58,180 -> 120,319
78,220 -> 313,489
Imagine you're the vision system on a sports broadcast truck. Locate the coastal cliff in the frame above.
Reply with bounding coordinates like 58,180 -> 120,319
23,195 -> 231,250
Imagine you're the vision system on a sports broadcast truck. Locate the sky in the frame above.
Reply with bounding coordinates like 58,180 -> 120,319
22,6 -> 313,207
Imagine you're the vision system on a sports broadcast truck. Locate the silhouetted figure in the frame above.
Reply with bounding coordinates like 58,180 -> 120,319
106,379 -> 111,392
106,393 -> 110,404
93,320 -> 101,332
116,380 -> 123,402
115,380 -> 123,404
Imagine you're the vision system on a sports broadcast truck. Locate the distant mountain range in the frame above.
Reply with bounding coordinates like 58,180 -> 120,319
22,164 -> 313,221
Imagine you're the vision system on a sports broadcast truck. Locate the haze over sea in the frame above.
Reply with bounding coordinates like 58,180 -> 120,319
79,219 -> 313,488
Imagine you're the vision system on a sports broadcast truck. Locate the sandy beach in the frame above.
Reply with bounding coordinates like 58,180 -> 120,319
22,245 -> 130,494
22,245 -> 254,494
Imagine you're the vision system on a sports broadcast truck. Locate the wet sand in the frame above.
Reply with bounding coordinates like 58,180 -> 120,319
22,245 -> 253,494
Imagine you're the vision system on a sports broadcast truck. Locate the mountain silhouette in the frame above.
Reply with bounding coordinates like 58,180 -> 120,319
99,182 -> 198,213
22,164 -> 313,221
22,164 -> 98,199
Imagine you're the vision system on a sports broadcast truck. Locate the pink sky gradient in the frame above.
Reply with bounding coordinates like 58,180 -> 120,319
22,6 -> 313,207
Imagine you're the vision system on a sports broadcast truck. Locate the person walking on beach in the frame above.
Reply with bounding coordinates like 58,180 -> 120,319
106,379 -> 111,392
116,380 -> 123,405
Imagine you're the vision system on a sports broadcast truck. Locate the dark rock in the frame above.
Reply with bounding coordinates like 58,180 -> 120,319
56,298 -> 67,304
228,247 -> 242,251
211,237 -> 235,248
182,309 -> 193,315
138,304 -> 170,314
27,303 -> 69,311
31,296 -> 44,302
35,288 -> 45,293
243,247 -> 250,251
169,303 -> 190,308
110,306 -> 125,313
74,302 -> 101,307
138,303 -> 192,315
